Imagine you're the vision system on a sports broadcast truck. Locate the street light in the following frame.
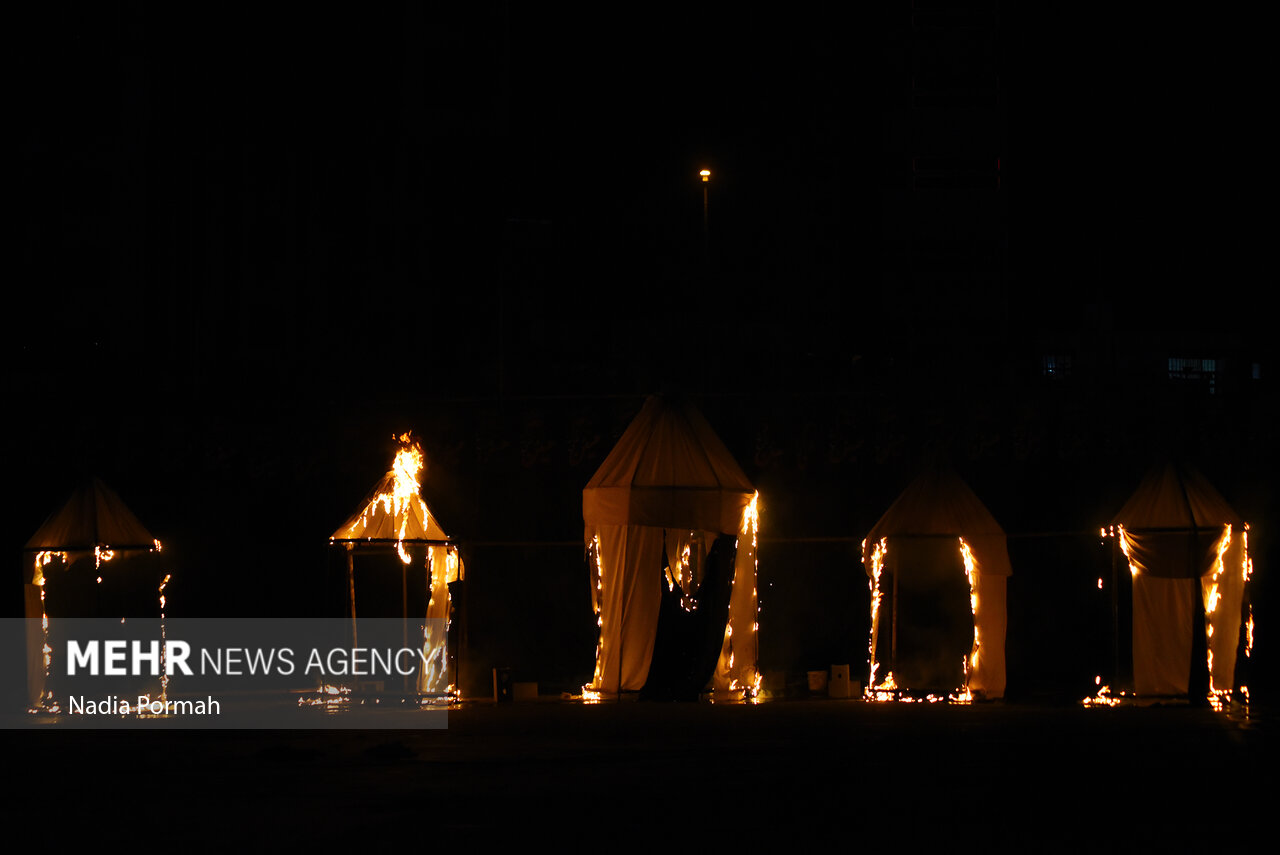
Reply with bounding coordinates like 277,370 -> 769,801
699,169 -> 711,262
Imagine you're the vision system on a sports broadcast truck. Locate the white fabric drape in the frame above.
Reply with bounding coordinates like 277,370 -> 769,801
1123,524 -> 1248,696
417,544 -> 459,693
1132,574 -> 1196,696
713,525 -> 759,693
970,572 -> 1006,698
587,525 -> 665,694
1204,534 -> 1247,693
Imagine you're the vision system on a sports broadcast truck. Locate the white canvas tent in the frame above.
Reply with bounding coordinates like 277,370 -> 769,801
330,435 -> 463,694
583,396 -> 759,698
22,477 -> 163,707
862,466 -> 1010,699
1111,463 -> 1250,698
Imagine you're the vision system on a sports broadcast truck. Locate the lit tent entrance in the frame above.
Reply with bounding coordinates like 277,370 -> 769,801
863,466 -> 1010,701
22,478 -> 167,709
329,434 -> 463,696
583,396 -> 760,700
1106,463 -> 1252,703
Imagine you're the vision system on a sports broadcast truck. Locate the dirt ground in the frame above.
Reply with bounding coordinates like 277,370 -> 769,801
3,698 -> 1270,845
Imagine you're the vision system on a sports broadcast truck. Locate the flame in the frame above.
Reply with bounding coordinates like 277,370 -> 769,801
959,538 -> 980,682
1246,608 -> 1254,658
158,574 -> 172,702
1116,526 -> 1139,577
30,552 -> 67,707
742,492 -> 759,536
347,435 -> 429,567
864,539 -> 980,704
32,550 -> 65,588
1242,526 -> 1254,661
1243,524 -> 1252,582
297,684 -> 355,710
718,492 -> 760,697
866,670 -> 898,702
588,534 -> 607,690
1203,525 -> 1233,698
866,538 -> 887,692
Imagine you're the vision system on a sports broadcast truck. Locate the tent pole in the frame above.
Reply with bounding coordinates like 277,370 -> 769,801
616,536 -> 625,703
347,548 -> 358,649
402,552 -> 410,694
1110,538 -> 1119,687
617,594 -> 625,703
457,546 -> 465,698
891,563 -> 899,675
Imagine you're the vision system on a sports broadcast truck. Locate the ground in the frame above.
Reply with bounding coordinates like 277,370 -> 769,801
4,697 -> 1269,844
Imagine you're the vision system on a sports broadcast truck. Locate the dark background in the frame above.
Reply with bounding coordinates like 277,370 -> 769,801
8,3 -> 1273,701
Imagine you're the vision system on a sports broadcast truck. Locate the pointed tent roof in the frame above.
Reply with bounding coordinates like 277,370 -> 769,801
583,396 -> 755,534
24,478 -> 157,553
331,440 -> 452,543
864,466 -> 1011,576
1112,462 -> 1242,531
331,470 -> 451,542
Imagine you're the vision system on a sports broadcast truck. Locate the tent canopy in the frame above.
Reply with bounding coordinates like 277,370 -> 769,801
583,395 -> 756,536
331,435 -> 456,546
23,478 -> 162,707
1113,462 -> 1243,532
1112,462 -> 1249,697
329,436 -> 460,694
861,465 -> 1009,698
583,396 -> 759,695
331,469 -> 452,543
864,465 -> 1011,577
25,477 -> 157,554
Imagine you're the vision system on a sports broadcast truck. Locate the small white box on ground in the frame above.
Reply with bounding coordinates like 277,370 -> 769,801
829,664 -> 852,698
807,670 -> 828,693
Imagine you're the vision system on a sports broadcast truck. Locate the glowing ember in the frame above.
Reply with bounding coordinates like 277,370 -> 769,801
93,545 -> 115,570
298,684 -> 353,710
865,670 -> 898,702
159,574 -> 172,702
1082,678 -> 1121,708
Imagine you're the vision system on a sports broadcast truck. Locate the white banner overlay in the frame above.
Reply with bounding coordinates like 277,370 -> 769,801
1,618 -> 450,729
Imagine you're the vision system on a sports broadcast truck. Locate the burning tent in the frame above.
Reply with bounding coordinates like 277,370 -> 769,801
862,466 -> 1010,700
22,477 -> 165,707
329,434 -> 463,695
1109,463 -> 1252,700
583,396 -> 759,699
